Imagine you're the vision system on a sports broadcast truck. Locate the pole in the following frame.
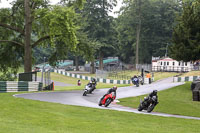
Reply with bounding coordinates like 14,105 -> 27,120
41,57 -> 46,90
165,43 -> 169,57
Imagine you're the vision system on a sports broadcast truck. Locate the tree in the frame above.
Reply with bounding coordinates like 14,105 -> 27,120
169,0 -> 200,61
81,0 -> 117,70
0,0 -> 84,73
116,0 -> 180,64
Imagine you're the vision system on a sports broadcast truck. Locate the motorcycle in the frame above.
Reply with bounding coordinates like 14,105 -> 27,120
132,77 -> 139,87
138,76 -> 144,85
138,95 -> 158,113
82,84 -> 95,96
98,92 -> 116,107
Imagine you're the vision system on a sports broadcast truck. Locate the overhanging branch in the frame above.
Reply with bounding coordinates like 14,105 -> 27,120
0,22 -> 24,35
32,35 -> 60,48
0,40 -> 24,47
32,35 -> 50,48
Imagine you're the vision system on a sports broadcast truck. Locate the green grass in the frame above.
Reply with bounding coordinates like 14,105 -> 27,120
181,70 -> 200,77
0,92 -> 200,133
118,82 -> 200,117
81,70 -> 179,81
152,72 -> 179,81
43,71 -> 198,91
37,72 -> 130,91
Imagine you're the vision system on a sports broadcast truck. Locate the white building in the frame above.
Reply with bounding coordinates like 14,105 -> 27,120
152,57 -> 192,72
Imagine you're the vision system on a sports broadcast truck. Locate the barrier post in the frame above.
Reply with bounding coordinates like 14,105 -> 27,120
52,82 -> 54,91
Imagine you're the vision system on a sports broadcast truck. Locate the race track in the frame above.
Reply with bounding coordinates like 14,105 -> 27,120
14,77 -> 200,120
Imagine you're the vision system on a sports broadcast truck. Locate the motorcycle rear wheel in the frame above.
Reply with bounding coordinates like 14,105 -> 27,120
147,104 -> 155,113
105,98 -> 112,107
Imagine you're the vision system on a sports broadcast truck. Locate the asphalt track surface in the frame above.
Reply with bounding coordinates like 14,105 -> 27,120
14,77 -> 200,120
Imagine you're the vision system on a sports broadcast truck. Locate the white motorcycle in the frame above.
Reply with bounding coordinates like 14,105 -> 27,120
83,84 -> 95,96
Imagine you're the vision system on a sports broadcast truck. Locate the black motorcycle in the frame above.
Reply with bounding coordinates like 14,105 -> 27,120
138,96 -> 158,113
131,77 -> 139,87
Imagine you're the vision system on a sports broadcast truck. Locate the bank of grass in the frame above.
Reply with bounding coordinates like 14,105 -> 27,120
152,72 -> 179,81
118,82 -> 200,118
181,70 -> 200,77
0,92 -> 200,133
78,71 -> 179,81
38,70 -> 199,90
38,72 -> 130,91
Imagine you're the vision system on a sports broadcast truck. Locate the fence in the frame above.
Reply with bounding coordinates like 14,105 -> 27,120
136,64 -> 152,71
18,71 -> 37,81
54,69 -> 131,84
40,69 -> 53,90
0,81 -> 42,92
152,66 -> 190,72
173,76 -> 200,82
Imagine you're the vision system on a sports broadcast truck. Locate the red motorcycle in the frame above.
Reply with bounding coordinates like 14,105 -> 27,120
98,92 -> 116,107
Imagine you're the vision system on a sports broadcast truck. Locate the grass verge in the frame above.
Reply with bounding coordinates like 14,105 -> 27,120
39,72 -> 130,91
0,92 -> 200,133
118,82 -> 200,117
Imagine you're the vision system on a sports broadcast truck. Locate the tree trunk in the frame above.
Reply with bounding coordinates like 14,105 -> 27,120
135,0 -> 141,68
99,51 -> 104,70
24,0 -> 32,72
75,56 -> 79,71
90,61 -> 95,74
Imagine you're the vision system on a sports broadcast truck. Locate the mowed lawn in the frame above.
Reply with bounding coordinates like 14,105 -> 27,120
0,92 -> 200,133
38,72 -> 130,91
118,82 -> 200,118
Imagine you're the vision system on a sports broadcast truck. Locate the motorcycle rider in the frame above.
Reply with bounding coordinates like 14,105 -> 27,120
131,75 -> 139,85
148,90 -> 158,104
101,86 -> 117,100
87,78 -> 97,93
131,75 -> 138,80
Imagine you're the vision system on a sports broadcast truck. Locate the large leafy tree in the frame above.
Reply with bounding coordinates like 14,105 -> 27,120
169,0 -> 200,61
116,0 -> 180,64
81,0 -> 117,70
0,0 -> 84,73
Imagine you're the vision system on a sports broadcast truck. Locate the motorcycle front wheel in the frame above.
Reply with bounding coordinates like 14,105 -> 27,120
83,91 -> 87,96
98,98 -> 103,106
138,104 -> 144,111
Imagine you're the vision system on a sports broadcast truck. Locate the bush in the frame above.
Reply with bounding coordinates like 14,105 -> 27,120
0,72 -> 16,81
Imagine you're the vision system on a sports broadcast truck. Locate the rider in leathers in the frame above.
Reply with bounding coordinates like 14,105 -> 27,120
101,86 -> 117,100
148,90 -> 158,104
87,78 -> 97,93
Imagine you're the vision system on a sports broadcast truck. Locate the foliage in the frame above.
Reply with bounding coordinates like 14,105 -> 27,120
0,71 -> 16,81
116,0 -> 181,64
0,0 -> 84,73
80,0 -> 118,62
169,0 -> 200,62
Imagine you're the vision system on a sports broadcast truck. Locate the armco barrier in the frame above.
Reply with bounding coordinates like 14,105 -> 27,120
173,76 -> 200,82
54,69 -> 131,84
0,81 -> 42,92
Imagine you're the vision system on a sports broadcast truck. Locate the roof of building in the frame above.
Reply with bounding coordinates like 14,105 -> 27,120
96,58 -> 118,65
152,57 -> 176,62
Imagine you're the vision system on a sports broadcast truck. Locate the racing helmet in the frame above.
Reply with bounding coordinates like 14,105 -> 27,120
153,90 -> 157,95
113,86 -> 117,90
91,78 -> 96,84
91,78 -> 95,82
